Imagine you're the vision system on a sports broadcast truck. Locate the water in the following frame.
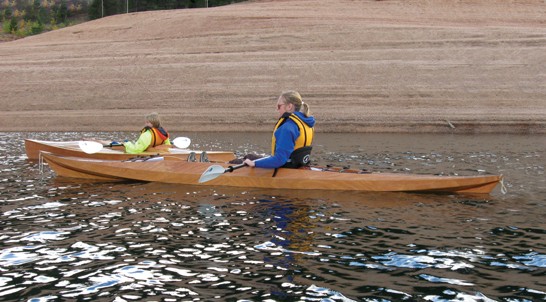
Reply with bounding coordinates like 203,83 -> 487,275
0,132 -> 545,301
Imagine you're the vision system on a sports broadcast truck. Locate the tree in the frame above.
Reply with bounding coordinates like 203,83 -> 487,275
88,0 -> 101,20
9,15 -> 17,33
56,0 -> 69,24
29,0 -> 41,22
2,8 -> 13,22
38,5 -> 49,24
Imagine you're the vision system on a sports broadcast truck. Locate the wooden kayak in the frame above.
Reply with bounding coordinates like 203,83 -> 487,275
41,152 -> 502,194
25,139 -> 236,162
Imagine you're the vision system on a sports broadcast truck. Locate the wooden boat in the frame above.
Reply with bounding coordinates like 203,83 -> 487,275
41,152 -> 502,194
25,139 -> 236,162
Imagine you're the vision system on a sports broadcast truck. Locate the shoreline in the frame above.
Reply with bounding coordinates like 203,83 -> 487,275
5,121 -> 545,134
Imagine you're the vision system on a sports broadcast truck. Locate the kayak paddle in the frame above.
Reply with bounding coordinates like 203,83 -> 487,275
78,141 -> 104,154
172,137 -> 191,149
79,136 -> 191,154
199,163 -> 247,183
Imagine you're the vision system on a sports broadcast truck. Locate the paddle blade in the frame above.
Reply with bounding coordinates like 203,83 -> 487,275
78,141 -> 103,154
172,137 -> 191,149
199,165 -> 226,183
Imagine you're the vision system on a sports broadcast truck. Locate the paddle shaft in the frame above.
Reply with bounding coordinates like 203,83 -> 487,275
225,163 -> 247,173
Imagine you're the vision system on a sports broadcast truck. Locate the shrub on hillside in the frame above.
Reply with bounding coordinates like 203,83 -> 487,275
0,0 -> 84,37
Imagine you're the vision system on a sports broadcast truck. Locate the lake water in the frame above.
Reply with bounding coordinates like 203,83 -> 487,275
1,131 -> 545,301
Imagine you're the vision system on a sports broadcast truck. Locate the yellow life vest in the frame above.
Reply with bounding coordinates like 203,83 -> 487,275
271,113 -> 314,155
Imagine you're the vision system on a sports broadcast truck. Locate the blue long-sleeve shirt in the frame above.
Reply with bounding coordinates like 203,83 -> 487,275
255,112 -> 315,169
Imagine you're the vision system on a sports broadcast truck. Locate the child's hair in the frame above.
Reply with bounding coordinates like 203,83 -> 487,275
145,112 -> 161,128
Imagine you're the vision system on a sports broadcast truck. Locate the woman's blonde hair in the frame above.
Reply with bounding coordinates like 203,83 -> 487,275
145,112 -> 161,128
281,90 -> 311,117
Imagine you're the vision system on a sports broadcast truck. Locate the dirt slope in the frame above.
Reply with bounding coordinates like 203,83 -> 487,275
0,0 -> 545,133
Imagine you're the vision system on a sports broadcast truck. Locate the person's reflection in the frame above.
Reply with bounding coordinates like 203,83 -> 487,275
256,198 -> 316,298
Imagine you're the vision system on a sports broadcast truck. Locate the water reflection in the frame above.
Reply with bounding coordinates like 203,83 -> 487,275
0,132 -> 545,301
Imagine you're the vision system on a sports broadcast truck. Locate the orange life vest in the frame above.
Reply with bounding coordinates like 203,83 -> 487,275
141,126 -> 169,149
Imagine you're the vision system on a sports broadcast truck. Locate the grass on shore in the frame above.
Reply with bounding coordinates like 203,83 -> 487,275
0,32 -> 17,42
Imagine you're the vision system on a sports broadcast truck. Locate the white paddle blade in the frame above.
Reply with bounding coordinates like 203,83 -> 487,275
199,165 -> 226,183
78,141 -> 103,154
172,137 -> 191,149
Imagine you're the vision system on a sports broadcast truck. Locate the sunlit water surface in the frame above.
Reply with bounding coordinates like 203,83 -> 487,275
0,132 -> 544,302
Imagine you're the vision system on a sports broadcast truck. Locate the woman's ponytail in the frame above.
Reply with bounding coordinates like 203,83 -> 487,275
300,102 -> 311,117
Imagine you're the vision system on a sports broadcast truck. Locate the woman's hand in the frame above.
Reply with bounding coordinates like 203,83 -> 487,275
243,158 -> 255,167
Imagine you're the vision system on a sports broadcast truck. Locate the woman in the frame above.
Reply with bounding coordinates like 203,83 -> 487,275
244,90 -> 315,169
123,112 -> 171,154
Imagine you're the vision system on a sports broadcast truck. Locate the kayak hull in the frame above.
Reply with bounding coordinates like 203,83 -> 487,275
25,139 -> 235,162
42,153 -> 502,194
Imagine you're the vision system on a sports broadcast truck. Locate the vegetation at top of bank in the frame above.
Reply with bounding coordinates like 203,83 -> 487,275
1,0 -> 85,38
87,0 -> 246,20
1,0 -> 246,39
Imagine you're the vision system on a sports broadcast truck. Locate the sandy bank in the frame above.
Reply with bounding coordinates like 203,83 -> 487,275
0,0 -> 545,133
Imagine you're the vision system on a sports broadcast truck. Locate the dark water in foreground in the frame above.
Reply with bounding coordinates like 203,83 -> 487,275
0,132 -> 545,302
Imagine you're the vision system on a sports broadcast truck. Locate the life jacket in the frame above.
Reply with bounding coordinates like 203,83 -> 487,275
141,126 -> 169,150
272,113 -> 314,168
